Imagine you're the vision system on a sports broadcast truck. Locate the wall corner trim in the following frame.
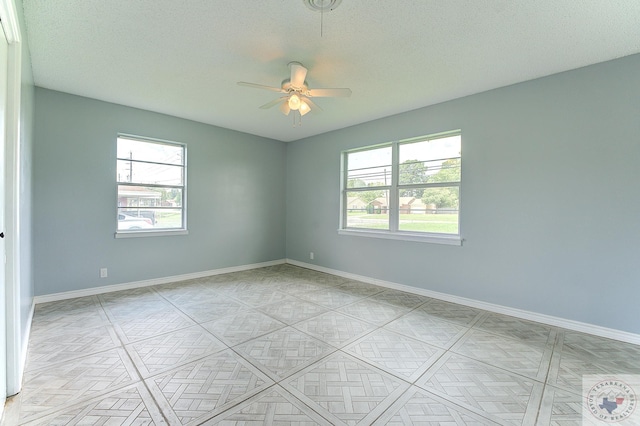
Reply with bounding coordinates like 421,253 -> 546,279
285,259 -> 640,346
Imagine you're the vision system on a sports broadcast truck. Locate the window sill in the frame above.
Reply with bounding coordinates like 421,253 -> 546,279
337,228 -> 462,245
115,229 -> 189,239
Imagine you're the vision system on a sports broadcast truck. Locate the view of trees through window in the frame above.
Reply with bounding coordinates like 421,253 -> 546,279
343,133 -> 461,235
116,136 -> 186,232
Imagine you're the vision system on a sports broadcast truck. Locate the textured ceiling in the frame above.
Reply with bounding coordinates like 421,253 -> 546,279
22,1 -> 640,142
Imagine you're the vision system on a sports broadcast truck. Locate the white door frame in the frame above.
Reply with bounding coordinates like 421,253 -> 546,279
0,0 -> 24,396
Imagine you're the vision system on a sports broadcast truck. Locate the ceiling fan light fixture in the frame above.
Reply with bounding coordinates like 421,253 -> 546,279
299,100 -> 311,116
288,94 -> 301,110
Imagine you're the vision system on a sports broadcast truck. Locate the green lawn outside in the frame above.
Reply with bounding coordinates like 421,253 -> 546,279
155,212 -> 182,228
346,212 -> 459,234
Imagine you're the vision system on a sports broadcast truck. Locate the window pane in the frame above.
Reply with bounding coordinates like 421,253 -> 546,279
398,187 -> 459,234
118,186 -> 182,208
118,208 -> 183,230
399,135 -> 461,185
345,190 -> 389,230
346,146 -> 392,188
117,209 -> 155,231
117,160 -> 184,185
117,137 -> 184,165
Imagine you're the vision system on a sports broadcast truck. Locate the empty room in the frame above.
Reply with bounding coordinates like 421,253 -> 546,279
1,0 -> 639,424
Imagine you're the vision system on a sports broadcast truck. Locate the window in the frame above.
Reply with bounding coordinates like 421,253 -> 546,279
116,135 -> 187,236
340,131 -> 461,244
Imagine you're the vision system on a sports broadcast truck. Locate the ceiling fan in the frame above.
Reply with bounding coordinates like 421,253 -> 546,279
237,62 -> 351,118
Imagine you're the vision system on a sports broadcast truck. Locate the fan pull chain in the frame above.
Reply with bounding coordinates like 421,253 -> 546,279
292,111 -> 302,127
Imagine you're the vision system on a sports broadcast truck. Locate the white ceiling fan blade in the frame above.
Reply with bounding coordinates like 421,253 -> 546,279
259,97 -> 287,109
237,82 -> 285,93
279,101 -> 291,116
302,97 -> 323,112
307,88 -> 352,97
289,62 -> 307,88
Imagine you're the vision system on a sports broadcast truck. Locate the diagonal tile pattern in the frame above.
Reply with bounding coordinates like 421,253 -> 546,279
126,325 -> 227,377
21,382 -> 165,425
537,385 -> 584,425
345,328 -> 445,381
366,289 -> 431,309
109,306 -> 197,344
372,385 -> 500,425
234,327 -> 335,380
146,349 -> 273,424
26,323 -> 121,371
13,264 -> 640,425
417,353 -> 543,425
258,299 -> 328,325
336,299 -> 411,326
450,328 -> 555,381
416,299 -> 486,326
18,348 -> 139,423
283,352 -> 410,425
203,385 -> 331,425
201,309 -> 287,346
384,310 -> 469,349
293,311 -> 377,348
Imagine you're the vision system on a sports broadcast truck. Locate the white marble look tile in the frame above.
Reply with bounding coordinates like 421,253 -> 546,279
21,382 -> 165,426
373,386 -> 500,425
18,265 -> 640,425
258,299 -> 328,325
201,309 -> 287,346
126,325 -> 227,378
26,323 -> 121,371
345,328 -> 445,382
283,352 -> 410,426
336,299 -> 411,326
384,310 -> 469,349
293,311 -> 377,348
417,353 -> 543,425
146,349 -> 274,425
203,385 -> 332,425
233,327 -> 335,381
19,348 -> 140,423
451,328 -> 555,381
416,300 -> 486,326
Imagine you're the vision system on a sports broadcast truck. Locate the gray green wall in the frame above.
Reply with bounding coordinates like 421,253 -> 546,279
286,54 -> 640,334
33,88 -> 286,295
33,54 -> 640,335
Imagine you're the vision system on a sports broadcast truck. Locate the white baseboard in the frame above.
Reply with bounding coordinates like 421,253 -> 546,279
34,259 -> 286,304
32,257 -> 639,346
286,259 -> 640,346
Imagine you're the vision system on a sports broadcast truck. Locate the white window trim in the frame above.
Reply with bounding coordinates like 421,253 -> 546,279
337,228 -> 462,245
339,130 -> 462,245
115,134 -> 187,238
115,229 -> 189,239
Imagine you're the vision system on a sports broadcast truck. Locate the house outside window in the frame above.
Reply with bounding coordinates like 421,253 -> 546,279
116,135 -> 187,237
340,131 -> 461,244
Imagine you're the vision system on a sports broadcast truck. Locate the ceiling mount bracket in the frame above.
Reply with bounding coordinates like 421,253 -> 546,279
302,0 -> 342,13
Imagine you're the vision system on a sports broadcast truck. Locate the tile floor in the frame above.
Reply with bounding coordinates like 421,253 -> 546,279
4,264 -> 640,425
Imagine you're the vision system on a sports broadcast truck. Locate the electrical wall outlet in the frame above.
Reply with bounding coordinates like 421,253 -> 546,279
310,252 -> 314,260
100,268 -> 108,278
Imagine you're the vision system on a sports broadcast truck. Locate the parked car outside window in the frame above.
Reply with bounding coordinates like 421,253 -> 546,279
118,213 -> 154,230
